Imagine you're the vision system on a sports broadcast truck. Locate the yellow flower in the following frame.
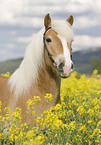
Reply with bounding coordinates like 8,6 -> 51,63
18,130 -> 23,140
0,133 -> 3,140
66,143 -> 71,145
5,114 -> 10,121
0,101 -> 2,107
33,96 -> 41,102
88,120 -> 93,124
12,108 -> 22,123
32,135 -> 45,145
35,116 -> 41,123
21,122 -> 28,129
26,130 -> 34,139
68,121 -> 76,131
27,99 -> 33,107
9,134 -> 14,143
9,124 -> 17,134
55,104 -> 62,111
44,93 -> 53,102
93,69 -> 98,75
2,117 -> 5,121
92,128 -> 101,138
1,72 -> 10,78
0,101 -> 2,113
87,109 -> 95,118
97,120 -> 101,128
78,125 -> 87,134
53,119 -> 63,129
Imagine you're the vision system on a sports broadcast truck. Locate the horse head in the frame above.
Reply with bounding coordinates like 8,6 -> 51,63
43,14 -> 74,78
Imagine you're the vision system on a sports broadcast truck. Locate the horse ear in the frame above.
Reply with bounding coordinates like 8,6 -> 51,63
44,13 -> 51,29
66,15 -> 74,26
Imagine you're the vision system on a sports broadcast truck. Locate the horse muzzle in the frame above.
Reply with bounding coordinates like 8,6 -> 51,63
57,62 -> 74,78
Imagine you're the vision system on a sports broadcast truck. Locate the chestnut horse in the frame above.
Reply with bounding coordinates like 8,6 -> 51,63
0,14 -> 74,120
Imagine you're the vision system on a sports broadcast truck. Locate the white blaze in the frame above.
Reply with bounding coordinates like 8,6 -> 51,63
58,35 -> 73,76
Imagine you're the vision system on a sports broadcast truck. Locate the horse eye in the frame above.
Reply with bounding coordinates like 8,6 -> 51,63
46,38 -> 52,43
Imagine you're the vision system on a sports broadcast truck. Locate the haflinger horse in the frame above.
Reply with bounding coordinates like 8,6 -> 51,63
0,14 -> 74,122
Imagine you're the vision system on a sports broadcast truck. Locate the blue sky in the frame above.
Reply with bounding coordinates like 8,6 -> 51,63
0,0 -> 101,61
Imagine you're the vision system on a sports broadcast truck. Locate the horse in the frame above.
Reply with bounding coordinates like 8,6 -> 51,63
0,14 -> 74,122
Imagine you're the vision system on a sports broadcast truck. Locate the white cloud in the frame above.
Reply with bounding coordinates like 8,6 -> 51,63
74,16 -> 98,29
0,49 -> 7,55
0,0 -> 101,28
16,36 -> 33,44
73,35 -> 101,51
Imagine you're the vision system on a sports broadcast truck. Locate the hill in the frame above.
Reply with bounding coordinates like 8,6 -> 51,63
73,47 -> 101,73
0,47 -> 101,74
0,58 -> 23,74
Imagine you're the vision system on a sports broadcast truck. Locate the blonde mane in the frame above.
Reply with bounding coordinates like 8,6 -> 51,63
8,20 -> 74,99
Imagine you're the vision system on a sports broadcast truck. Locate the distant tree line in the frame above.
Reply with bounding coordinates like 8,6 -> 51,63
90,57 -> 101,74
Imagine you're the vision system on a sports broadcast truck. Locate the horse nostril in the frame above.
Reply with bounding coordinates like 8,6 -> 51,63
58,63 -> 64,72
71,63 -> 74,69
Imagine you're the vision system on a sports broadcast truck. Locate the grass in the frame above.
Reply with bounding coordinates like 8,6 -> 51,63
0,70 -> 101,145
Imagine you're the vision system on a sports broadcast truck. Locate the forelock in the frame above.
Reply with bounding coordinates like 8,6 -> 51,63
51,20 -> 74,43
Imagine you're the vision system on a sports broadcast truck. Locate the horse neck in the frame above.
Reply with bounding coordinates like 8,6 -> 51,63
30,56 -> 61,105
37,62 -> 61,105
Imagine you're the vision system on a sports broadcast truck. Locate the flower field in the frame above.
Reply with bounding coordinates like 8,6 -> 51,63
0,70 -> 101,145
